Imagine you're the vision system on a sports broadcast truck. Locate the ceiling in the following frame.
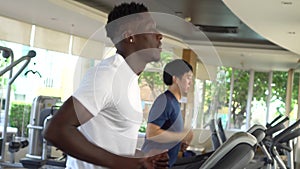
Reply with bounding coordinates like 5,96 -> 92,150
76,0 -> 271,44
0,0 -> 299,72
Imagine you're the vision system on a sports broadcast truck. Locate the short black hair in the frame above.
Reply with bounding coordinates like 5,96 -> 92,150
105,2 -> 148,41
163,59 -> 193,86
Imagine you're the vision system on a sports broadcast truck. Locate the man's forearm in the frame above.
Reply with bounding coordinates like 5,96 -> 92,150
146,128 -> 188,143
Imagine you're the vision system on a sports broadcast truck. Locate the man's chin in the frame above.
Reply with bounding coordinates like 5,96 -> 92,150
153,51 -> 162,62
153,56 -> 161,62
147,55 -> 161,63
183,91 -> 189,95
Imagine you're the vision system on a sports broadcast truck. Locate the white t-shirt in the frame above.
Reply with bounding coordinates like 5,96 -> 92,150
68,54 -> 143,169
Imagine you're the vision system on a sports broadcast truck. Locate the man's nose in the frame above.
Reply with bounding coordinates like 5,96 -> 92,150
157,33 -> 163,40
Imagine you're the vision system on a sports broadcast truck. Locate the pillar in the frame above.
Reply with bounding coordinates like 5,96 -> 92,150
182,49 -> 197,128
285,69 -> 294,120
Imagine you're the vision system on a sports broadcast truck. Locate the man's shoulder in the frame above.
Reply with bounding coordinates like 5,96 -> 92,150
97,53 -> 124,68
152,92 -> 168,107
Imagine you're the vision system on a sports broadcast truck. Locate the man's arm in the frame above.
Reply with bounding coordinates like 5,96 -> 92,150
44,96 -> 167,169
146,123 -> 192,143
180,131 -> 193,152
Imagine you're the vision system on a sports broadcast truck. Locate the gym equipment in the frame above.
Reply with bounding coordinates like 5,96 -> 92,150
20,95 -> 64,169
217,118 -> 227,143
209,119 -> 221,150
215,119 -> 268,169
245,125 -> 270,169
26,96 -> 60,159
215,118 -> 266,144
209,116 -> 293,169
171,132 -> 257,169
0,46 -> 36,164
8,138 -> 29,163
244,115 -> 300,169
172,119 -> 260,169
269,119 -> 300,169
265,116 -> 289,137
199,132 -> 257,169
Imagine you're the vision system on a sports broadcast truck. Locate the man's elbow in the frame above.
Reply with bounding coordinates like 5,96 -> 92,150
44,123 -> 59,145
145,123 -> 162,138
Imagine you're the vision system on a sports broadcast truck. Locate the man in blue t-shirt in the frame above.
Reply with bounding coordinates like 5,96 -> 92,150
142,59 -> 194,167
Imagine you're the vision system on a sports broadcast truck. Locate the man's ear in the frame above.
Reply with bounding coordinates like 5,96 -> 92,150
122,31 -> 134,43
172,76 -> 177,84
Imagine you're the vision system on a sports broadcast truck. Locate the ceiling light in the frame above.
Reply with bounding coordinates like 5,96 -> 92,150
185,17 -> 192,22
281,1 -> 293,5
288,31 -> 296,35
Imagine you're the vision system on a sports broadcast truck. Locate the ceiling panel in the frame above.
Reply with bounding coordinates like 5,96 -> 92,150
0,0 -> 299,72
223,0 -> 300,55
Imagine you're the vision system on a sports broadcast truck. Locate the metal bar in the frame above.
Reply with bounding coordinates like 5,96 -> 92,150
266,71 -> 273,124
0,50 -> 35,161
246,70 -> 255,129
227,68 -> 234,129
0,52 -> 14,162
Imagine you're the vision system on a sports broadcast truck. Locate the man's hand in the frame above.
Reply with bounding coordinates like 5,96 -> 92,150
180,130 -> 193,152
110,150 -> 168,169
180,142 -> 189,152
143,151 -> 169,169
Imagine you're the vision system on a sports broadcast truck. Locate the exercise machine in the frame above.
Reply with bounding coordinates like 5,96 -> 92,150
0,46 -> 36,167
20,95 -> 64,169
172,131 -> 257,169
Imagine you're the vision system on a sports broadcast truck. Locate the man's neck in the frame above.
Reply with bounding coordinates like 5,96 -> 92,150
125,59 -> 147,75
168,86 -> 181,101
117,51 -> 147,75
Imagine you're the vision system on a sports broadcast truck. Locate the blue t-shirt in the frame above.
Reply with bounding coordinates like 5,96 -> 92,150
142,90 -> 183,167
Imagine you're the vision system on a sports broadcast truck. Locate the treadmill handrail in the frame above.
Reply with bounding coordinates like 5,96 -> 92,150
200,132 -> 257,169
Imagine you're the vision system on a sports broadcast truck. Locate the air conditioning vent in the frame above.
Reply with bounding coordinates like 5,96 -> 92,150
195,24 -> 239,33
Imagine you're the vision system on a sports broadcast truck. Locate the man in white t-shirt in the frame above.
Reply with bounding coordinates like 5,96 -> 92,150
44,2 -> 168,169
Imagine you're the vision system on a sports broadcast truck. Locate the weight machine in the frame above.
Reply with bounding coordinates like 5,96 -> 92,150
0,46 -> 36,167
20,96 -> 65,169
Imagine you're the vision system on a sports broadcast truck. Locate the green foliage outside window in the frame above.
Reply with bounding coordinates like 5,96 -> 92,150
204,67 -> 300,128
139,51 -> 174,99
9,102 -> 31,137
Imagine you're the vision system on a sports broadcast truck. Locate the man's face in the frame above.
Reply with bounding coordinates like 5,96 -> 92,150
176,71 -> 193,95
130,13 -> 163,63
